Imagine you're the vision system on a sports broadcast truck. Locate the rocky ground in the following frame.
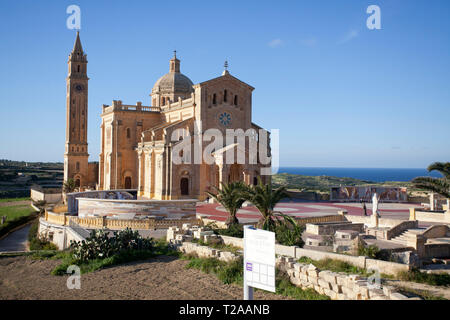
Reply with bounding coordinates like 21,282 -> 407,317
0,255 -> 290,300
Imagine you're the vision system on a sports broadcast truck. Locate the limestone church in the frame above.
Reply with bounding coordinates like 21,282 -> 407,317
64,32 -> 271,200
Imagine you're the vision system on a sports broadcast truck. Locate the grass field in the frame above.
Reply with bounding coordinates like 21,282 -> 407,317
0,204 -> 35,220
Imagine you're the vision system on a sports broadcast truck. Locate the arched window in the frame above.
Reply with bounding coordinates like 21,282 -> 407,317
76,162 -> 80,171
162,97 -> 166,105
234,95 -> 238,105
75,179 -> 80,188
180,178 -> 189,195
224,90 -> 228,102
77,65 -> 80,72
213,94 -> 217,105
126,128 -> 130,139
253,176 -> 258,186
124,176 -> 132,189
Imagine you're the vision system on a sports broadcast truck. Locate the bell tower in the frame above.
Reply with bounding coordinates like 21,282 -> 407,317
64,31 -> 89,188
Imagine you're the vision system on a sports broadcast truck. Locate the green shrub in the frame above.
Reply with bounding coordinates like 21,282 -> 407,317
397,269 -> 450,287
214,224 -> 244,238
70,228 -> 154,263
27,219 -> 58,251
358,244 -> 381,259
217,257 -> 243,285
275,223 -> 305,247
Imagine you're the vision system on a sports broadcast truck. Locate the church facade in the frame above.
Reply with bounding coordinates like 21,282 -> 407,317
64,32 -> 271,200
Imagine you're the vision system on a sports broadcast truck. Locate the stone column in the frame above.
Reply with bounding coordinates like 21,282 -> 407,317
430,193 -> 435,211
409,208 -> 416,221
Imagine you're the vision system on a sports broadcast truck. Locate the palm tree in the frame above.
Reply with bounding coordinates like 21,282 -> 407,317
63,178 -> 77,194
412,162 -> 450,199
243,178 -> 292,231
205,181 -> 247,226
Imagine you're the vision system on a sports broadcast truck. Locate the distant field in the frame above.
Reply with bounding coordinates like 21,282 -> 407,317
0,204 -> 35,220
0,197 -> 30,203
272,173 -> 413,193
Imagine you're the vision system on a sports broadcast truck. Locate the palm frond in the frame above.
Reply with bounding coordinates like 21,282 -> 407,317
412,177 -> 450,198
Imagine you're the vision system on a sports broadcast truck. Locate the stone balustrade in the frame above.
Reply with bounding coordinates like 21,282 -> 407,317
45,210 -> 199,230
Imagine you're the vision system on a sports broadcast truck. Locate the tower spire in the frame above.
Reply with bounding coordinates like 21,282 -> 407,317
169,50 -> 180,73
222,59 -> 230,75
69,31 -> 86,62
73,31 -> 83,53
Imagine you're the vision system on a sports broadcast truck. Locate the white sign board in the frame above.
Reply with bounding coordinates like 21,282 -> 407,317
244,227 -> 276,293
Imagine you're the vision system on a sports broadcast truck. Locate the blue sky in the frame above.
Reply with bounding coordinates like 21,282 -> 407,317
0,0 -> 449,168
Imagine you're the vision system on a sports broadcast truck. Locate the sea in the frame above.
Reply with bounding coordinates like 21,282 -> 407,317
276,167 -> 443,183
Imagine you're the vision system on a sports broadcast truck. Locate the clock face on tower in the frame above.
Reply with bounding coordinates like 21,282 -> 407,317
218,112 -> 232,127
74,84 -> 83,92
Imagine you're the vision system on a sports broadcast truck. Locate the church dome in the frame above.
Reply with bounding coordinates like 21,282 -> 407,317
152,72 -> 194,94
152,52 -> 194,95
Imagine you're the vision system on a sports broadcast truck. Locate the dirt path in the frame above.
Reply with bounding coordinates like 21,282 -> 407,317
0,255 -> 290,300
0,200 -> 30,208
385,279 -> 450,300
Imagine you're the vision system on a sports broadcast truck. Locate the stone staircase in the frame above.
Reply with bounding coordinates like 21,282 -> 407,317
390,228 -> 426,246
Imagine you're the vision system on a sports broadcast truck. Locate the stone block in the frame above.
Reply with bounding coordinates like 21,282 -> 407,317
307,263 -> 317,271
331,283 -> 342,294
293,263 -> 303,272
314,285 -> 324,295
318,279 -> 332,290
299,273 -> 308,282
341,286 -> 353,297
323,288 -> 338,300
336,275 -> 347,286
320,271 -> 338,284
308,276 -> 319,285
307,269 -> 319,278
382,285 -> 395,297
368,288 -> 384,299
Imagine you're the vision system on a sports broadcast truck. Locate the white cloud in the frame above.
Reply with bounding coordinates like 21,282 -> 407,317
338,30 -> 358,44
268,39 -> 283,48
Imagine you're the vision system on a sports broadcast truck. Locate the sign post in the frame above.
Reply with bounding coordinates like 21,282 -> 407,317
243,225 -> 276,300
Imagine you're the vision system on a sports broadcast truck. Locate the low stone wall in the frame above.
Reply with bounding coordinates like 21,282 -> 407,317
413,209 -> 450,224
221,235 -> 244,248
30,188 -> 62,204
276,256 -> 417,300
344,215 -> 405,228
295,247 -> 367,269
218,235 -> 410,276
177,242 -> 239,262
295,215 -> 345,226
305,221 -> 364,236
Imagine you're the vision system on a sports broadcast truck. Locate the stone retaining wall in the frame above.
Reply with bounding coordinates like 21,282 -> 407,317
177,242 -> 239,262
276,256 -> 419,300
221,236 -> 410,276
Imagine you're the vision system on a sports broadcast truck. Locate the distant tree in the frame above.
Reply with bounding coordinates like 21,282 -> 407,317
412,162 -> 450,198
63,178 -> 77,194
205,181 -> 247,226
